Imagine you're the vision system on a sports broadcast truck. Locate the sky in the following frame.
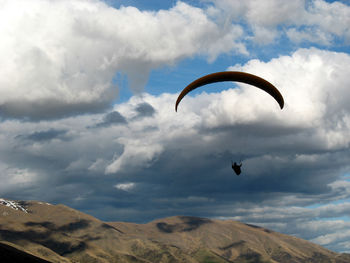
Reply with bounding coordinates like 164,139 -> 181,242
1,0 -> 350,253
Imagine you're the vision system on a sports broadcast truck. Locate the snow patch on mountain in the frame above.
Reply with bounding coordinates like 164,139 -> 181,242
0,198 -> 28,213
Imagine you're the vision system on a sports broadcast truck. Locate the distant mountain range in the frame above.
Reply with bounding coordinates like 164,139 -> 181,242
1,198 -> 349,263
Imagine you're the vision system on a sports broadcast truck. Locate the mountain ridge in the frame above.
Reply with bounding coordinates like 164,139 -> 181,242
1,198 -> 349,263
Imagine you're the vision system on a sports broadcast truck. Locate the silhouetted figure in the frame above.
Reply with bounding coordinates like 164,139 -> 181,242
232,161 -> 242,175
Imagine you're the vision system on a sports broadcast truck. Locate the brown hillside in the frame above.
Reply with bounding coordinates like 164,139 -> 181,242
110,216 -> 350,263
1,199 -> 350,263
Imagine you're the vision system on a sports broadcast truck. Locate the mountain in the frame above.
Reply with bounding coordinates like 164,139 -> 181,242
0,198 -> 349,263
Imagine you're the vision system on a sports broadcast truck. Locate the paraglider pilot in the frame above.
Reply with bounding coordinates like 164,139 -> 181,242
232,161 -> 242,176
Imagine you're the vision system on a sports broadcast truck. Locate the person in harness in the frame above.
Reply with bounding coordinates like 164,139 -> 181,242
232,161 -> 242,175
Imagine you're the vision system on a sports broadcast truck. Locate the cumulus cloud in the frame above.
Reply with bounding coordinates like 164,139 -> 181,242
2,0 -> 348,120
209,0 -> 350,45
0,0 -> 246,120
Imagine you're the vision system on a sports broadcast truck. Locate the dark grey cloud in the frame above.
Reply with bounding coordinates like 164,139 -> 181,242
0,99 -> 116,121
103,111 -> 127,125
134,102 -> 156,118
91,111 -> 127,128
17,129 -> 68,142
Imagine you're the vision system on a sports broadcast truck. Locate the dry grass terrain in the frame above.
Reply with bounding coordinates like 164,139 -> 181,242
1,199 -> 349,263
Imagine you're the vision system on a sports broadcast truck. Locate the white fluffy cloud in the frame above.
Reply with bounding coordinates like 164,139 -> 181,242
229,48 -> 350,150
209,0 -> 350,45
1,0 -> 348,120
0,0 -> 245,119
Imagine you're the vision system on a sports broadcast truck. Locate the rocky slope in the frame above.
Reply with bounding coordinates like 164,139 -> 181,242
0,198 -> 349,263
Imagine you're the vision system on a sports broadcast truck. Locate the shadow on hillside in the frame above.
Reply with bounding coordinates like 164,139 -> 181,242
0,219 -> 91,256
156,216 -> 212,233
245,223 -> 273,233
101,223 -> 124,234
0,242 -> 51,263
25,219 -> 90,232
219,240 -> 246,250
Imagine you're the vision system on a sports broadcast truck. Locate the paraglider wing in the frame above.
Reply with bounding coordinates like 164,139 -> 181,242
175,71 -> 284,111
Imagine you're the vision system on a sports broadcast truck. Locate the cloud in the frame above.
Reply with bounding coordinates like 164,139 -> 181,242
0,0 -> 246,120
1,47 -> 350,252
286,27 -> 333,46
114,182 -> 136,191
311,228 -> 350,250
209,0 -> 350,45
91,111 -> 127,128
2,0 -> 348,120
134,102 -> 156,118
0,162 -> 39,197
105,137 -> 163,174
17,129 -> 68,142
222,201 -> 350,252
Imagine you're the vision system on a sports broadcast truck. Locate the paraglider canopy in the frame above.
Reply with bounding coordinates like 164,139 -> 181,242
175,71 -> 284,111
175,71 -> 284,178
